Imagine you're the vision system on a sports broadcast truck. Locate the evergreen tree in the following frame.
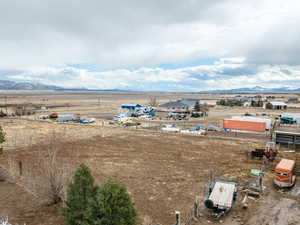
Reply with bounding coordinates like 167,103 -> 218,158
62,164 -> 99,225
217,99 -> 226,106
0,126 -> 5,154
89,178 -> 137,225
194,101 -> 201,112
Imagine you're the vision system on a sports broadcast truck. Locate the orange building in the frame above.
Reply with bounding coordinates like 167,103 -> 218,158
223,119 -> 266,132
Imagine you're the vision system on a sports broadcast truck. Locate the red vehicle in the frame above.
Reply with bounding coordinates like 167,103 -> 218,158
49,113 -> 58,119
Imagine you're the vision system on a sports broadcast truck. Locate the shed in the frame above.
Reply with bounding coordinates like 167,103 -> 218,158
275,130 -> 300,148
263,101 -> 287,110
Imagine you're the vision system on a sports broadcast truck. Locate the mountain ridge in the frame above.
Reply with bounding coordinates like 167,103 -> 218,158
0,80 -> 299,93
205,86 -> 300,93
0,80 -> 61,90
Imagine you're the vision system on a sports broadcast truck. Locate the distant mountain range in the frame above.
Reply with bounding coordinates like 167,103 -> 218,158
0,80 -> 299,93
0,80 -> 61,90
0,80 -> 128,92
207,86 -> 300,93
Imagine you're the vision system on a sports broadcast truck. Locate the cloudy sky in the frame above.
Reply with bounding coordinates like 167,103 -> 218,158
1,0 -> 300,91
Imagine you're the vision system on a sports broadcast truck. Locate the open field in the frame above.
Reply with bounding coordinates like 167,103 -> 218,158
0,91 -> 300,225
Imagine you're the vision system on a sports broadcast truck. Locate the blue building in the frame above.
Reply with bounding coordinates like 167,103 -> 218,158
121,104 -> 142,110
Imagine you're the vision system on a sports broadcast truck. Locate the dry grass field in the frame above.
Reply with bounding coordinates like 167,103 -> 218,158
0,91 -> 300,225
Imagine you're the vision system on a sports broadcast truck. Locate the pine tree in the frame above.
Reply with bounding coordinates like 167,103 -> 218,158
194,101 -> 200,112
62,164 -> 99,225
89,178 -> 137,225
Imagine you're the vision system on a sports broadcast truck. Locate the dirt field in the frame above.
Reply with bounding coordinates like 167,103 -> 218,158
0,91 -> 299,225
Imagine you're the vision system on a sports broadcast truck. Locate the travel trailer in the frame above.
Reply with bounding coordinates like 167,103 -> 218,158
274,159 -> 296,188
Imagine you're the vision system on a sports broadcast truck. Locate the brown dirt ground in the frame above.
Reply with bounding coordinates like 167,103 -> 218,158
2,129 -> 296,225
0,92 -> 299,225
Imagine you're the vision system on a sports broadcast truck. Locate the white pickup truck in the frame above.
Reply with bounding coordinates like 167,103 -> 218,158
161,124 -> 180,132
180,129 -> 206,135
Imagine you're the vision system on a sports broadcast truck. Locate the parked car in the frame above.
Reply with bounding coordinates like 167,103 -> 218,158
77,118 -> 96,123
49,113 -> 58,118
191,112 -> 206,118
109,119 -> 118,124
207,125 -> 220,131
195,124 -> 206,130
167,112 -> 188,120
122,122 -> 141,127
38,114 -> 49,120
161,124 -> 180,132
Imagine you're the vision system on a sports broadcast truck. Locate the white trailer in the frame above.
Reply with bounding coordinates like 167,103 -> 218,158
56,114 -> 78,122
204,180 -> 238,218
180,129 -> 206,135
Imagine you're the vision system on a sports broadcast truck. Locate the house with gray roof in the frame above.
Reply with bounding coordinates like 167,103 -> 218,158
159,99 -> 200,111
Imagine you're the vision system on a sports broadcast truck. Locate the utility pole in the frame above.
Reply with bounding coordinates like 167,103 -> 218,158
4,96 -> 7,114
175,211 -> 181,225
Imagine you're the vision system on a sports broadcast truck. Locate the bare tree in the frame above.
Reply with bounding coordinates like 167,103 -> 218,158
33,132 -> 72,204
148,97 -> 159,107
7,132 -> 72,205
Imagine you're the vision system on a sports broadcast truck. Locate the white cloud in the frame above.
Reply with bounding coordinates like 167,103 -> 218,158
2,58 -> 300,91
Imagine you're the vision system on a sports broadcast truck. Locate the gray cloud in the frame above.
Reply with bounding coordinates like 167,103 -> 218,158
0,0 -> 282,69
0,0 -> 299,90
